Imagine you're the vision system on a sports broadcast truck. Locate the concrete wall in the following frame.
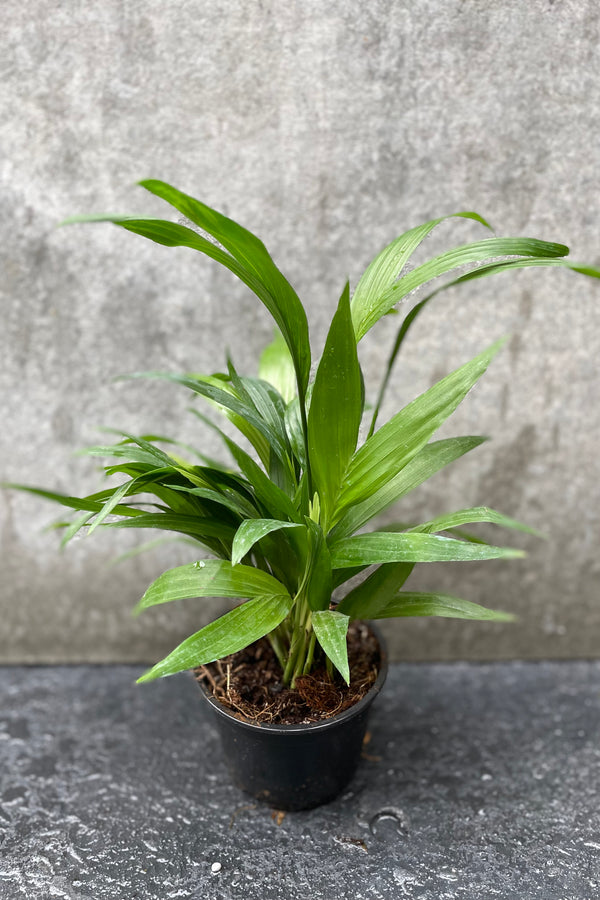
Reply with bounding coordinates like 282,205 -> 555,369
2,0 -> 599,665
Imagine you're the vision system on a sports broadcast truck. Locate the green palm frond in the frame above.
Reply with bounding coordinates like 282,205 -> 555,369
6,183 -> 598,687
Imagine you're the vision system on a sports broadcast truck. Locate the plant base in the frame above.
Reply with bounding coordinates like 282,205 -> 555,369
196,625 -> 387,811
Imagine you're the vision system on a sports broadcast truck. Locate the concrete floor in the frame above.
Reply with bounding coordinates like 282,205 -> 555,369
1,661 -> 599,899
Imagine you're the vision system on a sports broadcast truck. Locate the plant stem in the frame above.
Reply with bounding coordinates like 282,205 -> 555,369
267,631 -> 287,671
368,295 -> 429,438
325,654 -> 334,682
298,385 -> 313,500
282,632 -> 302,685
302,630 -> 317,676
291,626 -> 310,688
282,596 -> 314,688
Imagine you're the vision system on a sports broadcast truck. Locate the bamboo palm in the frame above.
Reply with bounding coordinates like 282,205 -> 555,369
6,182 -> 599,687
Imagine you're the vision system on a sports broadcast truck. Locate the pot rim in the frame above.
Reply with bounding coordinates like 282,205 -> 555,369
196,622 -> 388,735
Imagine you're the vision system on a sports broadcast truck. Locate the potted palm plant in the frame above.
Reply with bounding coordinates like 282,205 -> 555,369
6,181 -> 598,809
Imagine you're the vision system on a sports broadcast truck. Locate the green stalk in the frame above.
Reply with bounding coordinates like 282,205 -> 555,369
368,294 -> 429,438
291,628 -> 308,687
302,630 -> 317,675
325,654 -> 334,682
282,599 -> 303,685
267,630 -> 287,670
291,653 -> 306,688
282,594 -> 314,687
298,385 -> 313,503
291,599 -> 314,688
274,618 -> 292,646
282,631 -> 303,685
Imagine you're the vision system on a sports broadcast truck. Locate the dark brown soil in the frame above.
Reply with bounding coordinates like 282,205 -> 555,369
195,621 -> 381,725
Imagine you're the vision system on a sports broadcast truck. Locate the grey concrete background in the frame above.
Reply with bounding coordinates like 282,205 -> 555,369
1,0 -> 599,664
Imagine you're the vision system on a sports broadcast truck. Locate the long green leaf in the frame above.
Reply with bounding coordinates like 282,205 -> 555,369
335,341 -> 504,518
76,444 -> 167,467
368,518 -> 492,549
109,535 -> 198,567
304,519 -> 333,612
259,331 -> 297,404
87,479 -> 135,535
136,559 -> 290,611
225,364 -> 295,491
371,591 -> 514,622
436,255 -> 600,288
1,484 -> 144,518
223,436 -> 300,522
229,371 -> 289,454
368,294 -> 432,437
64,207 -> 312,398
311,610 -> 350,684
168,484 -> 258,520
130,476 -> 213,518
138,180 -> 311,396
107,513 -> 236,545
87,465 -> 179,536
330,436 -> 487,540
181,464 -> 255,499
410,506 -> 542,537
353,235 -> 568,340
388,234 -> 568,299
331,564 -> 371,590
137,592 -> 293,681
97,429 -> 176,466
187,402 -> 270,477
126,431 -> 228,469
351,211 -> 493,340
60,511 -> 95,548
186,406 -> 299,522
369,256 -> 600,436
101,459 -> 161,477
337,562 -> 414,619
330,532 -> 525,567
124,371 -> 288,470
285,395 -> 307,468
308,283 -> 363,526
231,519 -> 302,567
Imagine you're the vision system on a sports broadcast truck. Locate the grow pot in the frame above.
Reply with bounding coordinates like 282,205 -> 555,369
197,626 -> 388,811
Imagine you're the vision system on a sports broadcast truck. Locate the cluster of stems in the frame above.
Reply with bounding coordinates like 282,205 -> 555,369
269,596 -> 320,688
266,392 -> 324,688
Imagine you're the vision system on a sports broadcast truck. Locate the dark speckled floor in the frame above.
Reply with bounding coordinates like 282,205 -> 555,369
1,662 -> 599,900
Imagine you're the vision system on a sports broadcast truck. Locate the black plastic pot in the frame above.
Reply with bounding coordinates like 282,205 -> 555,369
197,627 -> 388,811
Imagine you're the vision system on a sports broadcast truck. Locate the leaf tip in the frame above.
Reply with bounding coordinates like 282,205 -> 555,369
490,334 -> 511,355
507,548 -> 527,559
459,210 -> 495,233
135,668 -> 156,684
138,178 -> 169,196
485,608 -> 517,623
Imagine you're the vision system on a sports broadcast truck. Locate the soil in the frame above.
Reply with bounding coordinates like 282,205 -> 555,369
194,621 -> 381,725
